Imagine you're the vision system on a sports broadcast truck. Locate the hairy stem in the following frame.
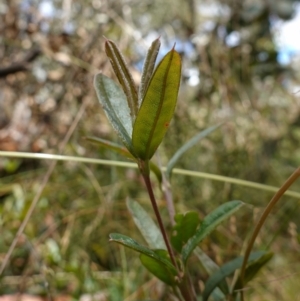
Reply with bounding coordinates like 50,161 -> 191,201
239,167 -> 300,301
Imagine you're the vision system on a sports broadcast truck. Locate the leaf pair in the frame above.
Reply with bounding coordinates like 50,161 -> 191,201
171,200 -> 245,264
185,202 -> 245,263
111,199 -> 246,287
111,198 -> 273,295
94,38 -> 181,162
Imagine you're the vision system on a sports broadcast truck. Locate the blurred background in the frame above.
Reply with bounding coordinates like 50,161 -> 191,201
1,0 -> 300,300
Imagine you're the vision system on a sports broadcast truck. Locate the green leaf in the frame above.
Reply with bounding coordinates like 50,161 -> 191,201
194,247 -> 229,296
109,233 -> 177,274
171,212 -> 200,253
166,123 -> 222,179
140,249 -> 176,285
182,201 -> 244,264
138,38 -> 161,107
202,251 -> 269,301
233,252 -> 273,291
105,39 -> 138,119
126,199 -> 166,249
94,73 -> 135,156
132,47 -> 181,160
86,136 -> 135,159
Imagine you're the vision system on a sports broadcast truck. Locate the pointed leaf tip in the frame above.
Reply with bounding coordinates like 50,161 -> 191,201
166,123 -> 222,178
109,233 -> 177,274
138,38 -> 161,106
105,39 -> 138,120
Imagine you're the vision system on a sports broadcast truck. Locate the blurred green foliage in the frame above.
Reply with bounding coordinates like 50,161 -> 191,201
1,0 -> 300,300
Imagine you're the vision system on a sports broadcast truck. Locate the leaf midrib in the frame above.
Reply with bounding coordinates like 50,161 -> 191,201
145,50 -> 174,159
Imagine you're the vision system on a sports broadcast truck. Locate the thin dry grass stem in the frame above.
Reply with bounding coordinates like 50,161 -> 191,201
34,206 -> 102,246
239,166 -> 300,301
60,215 -> 75,255
80,164 -> 107,238
1,152 -> 300,199
23,239 -> 53,300
123,278 -> 162,301
0,98 -> 90,276
234,271 -> 300,295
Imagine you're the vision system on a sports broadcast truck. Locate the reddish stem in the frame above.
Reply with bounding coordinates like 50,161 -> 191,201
141,170 -> 178,270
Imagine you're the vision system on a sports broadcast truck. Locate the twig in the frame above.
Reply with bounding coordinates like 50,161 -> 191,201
239,167 -> 300,301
